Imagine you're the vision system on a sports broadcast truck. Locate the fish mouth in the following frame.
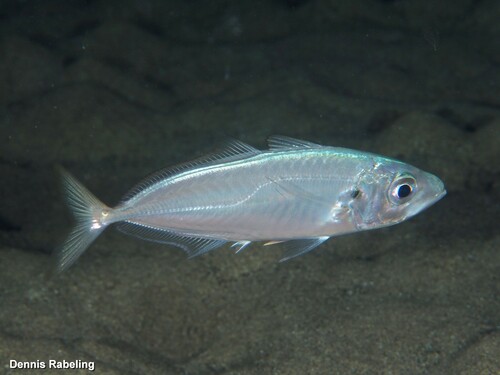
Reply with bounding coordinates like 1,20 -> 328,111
426,174 -> 446,206
426,188 -> 447,208
435,187 -> 447,201
406,187 -> 446,219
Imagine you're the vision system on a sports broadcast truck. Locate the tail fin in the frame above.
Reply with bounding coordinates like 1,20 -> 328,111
56,169 -> 111,273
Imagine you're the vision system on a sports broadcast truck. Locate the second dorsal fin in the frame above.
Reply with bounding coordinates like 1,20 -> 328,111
122,140 -> 260,202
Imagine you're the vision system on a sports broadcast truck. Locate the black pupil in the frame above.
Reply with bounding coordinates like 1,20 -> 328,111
397,184 -> 412,198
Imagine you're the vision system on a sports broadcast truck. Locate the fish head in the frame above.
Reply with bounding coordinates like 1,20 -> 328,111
350,159 -> 446,230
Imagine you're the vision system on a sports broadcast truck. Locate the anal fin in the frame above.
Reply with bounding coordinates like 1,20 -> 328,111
117,221 -> 226,258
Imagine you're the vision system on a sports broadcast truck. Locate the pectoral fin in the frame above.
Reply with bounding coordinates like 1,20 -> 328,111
266,177 -> 333,206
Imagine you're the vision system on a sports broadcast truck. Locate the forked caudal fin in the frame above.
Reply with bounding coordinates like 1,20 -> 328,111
56,169 -> 111,273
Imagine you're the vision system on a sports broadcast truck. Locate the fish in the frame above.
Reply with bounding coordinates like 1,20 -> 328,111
56,135 -> 446,272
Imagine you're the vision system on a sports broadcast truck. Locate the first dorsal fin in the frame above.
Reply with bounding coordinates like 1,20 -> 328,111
122,140 -> 260,202
267,135 -> 322,151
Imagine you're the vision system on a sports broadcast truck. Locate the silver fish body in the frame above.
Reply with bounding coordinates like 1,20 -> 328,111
57,136 -> 446,272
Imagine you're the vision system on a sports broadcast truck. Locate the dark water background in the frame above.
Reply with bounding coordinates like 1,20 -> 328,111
0,1 -> 499,374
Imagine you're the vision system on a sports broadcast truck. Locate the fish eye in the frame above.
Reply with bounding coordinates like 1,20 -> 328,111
397,184 -> 412,198
389,174 -> 416,205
